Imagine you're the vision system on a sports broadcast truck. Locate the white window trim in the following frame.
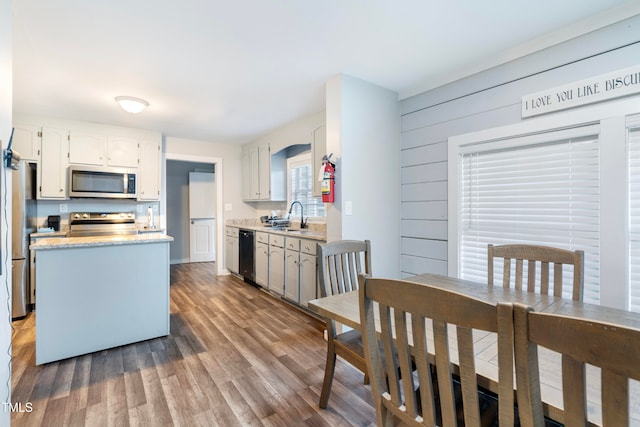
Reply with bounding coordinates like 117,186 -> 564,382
448,96 -> 640,310
286,152 -> 325,221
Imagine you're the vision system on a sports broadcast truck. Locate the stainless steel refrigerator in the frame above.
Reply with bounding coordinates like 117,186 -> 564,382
11,161 -> 36,319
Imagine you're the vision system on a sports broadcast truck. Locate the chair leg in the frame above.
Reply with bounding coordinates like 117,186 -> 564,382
319,341 -> 337,409
364,372 -> 370,385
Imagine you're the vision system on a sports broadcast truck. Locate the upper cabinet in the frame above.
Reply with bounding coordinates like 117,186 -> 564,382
39,127 -> 69,200
107,136 -> 139,168
13,116 -> 162,201
241,111 -> 325,203
137,139 -> 162,201
69,131 -> 138,168
11,124 -> 42,162
68,131 -> 105,165
242,144 -> 286,201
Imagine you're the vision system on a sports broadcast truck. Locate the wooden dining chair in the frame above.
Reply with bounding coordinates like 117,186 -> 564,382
513,303 -> 640,427
359,274 -> 515,427
488,244 -> 585,301
317,239 -> 371,409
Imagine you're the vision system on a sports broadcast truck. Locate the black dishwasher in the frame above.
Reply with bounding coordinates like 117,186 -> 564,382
239,229 -> 256,283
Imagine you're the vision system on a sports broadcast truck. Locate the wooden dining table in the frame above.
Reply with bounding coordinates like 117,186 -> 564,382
308,272 -> 640,426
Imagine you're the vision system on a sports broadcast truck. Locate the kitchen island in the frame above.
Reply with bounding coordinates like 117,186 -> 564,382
30,233 -> 173,365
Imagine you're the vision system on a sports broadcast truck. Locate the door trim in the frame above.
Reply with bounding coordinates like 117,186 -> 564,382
163,153 -> 224,276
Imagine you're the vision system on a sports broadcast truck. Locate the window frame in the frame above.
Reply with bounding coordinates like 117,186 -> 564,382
286,152 -> 325,221
626,114 -> 640,312
448,97 -> 640,310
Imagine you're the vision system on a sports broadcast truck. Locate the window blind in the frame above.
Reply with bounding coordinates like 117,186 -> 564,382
628,122 -> 640,312
289,159 -> 325,218
459,126 -> 601,303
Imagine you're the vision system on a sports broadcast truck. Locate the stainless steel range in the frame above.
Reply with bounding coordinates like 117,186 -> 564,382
68,212 -> 137,237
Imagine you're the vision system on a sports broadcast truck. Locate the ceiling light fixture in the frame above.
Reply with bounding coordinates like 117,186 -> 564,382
115,96 -> 149,114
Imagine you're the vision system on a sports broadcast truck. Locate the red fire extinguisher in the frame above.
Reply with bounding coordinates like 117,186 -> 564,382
321,153 -> 335,203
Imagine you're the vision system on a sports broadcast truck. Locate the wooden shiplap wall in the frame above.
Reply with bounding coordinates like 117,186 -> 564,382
399,15 -> 640,278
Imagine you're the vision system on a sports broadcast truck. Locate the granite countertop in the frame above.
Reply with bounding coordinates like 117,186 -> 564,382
30,233 -> 174,250
230,224 -> 326,241
30,230 -> 68,239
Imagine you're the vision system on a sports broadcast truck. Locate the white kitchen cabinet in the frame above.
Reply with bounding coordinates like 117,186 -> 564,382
107,136 -> 139,167
241,150 -> 252,200
268,234 -> 285,295
298,240 -> 318,307
251,146 -> 261,199
69,132 -> 138,168
137,139 -> 162,201
242,145 -> 263,200
284,237 -> 318,306
38,127 -> 69,200
255,232 -> 269,287
258,144 -> 270,200
241,144 -> 286,201
225,227 -> 239,274
68,130 -> 106,165
11,124 -> 41,162
284,237 -> 300,302
312,124 -> 326,197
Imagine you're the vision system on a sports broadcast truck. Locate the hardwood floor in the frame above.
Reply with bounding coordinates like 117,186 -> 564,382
11,263 -> 376,426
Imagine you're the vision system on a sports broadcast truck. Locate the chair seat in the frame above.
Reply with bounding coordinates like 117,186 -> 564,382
335,329 -> 394,374
334,329 -> 364,353
334,329 -> 367,372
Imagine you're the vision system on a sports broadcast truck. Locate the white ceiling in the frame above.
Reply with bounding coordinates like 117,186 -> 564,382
11,1 -> 640,144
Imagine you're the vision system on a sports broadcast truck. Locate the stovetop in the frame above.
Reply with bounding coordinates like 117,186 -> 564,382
68,212 -> 137,237
69,211 -> 136,224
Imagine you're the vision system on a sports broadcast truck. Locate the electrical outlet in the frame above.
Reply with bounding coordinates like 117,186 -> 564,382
225,203 -> 233,211
59,203 -> 68,213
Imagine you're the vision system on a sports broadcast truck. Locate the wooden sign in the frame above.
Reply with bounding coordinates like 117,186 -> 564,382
522,65 -> 640,118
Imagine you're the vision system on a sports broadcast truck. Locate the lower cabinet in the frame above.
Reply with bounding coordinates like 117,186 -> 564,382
284,237 -> 300,302
225,227 -> 239,273
299,242 -> 318,307
284,237 -> 318,306
268,235 -> 285,295
240,227 -> 322,308
255,232 -> 269,287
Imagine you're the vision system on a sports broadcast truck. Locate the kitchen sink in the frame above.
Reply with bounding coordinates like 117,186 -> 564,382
286,229 -> 311,234
271,227 -> 311,235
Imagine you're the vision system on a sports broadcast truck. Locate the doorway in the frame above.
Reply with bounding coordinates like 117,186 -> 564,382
165,155 -> 223,275
189,171 -> 216,263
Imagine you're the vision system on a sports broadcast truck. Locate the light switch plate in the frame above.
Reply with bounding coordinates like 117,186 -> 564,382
345,201 -> 353,215
59,203 -> 68,213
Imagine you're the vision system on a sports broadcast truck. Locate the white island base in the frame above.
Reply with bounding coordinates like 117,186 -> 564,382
33,235 -> 171,365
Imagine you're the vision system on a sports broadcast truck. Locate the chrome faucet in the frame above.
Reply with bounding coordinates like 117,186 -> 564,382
288,201 -> 307,229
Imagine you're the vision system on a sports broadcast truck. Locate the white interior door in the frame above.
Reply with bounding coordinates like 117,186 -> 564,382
189,172 -> 216,262
190,218 -> 215,262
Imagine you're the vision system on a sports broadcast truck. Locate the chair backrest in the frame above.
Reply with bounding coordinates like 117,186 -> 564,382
513,303 -> 640,427
359,274 -> 515,427
317,240 -> 371,298
488,244 -> 584,301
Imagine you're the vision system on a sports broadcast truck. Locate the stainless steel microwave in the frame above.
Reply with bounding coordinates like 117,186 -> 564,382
68,166 -> 137,199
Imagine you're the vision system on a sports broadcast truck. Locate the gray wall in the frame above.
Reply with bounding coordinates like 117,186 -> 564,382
326,74 -> 402,278
166,160 -> 215,263
399,15 -> 640,278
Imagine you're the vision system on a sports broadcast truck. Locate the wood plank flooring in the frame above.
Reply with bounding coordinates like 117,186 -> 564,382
11,263 -> 376,426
